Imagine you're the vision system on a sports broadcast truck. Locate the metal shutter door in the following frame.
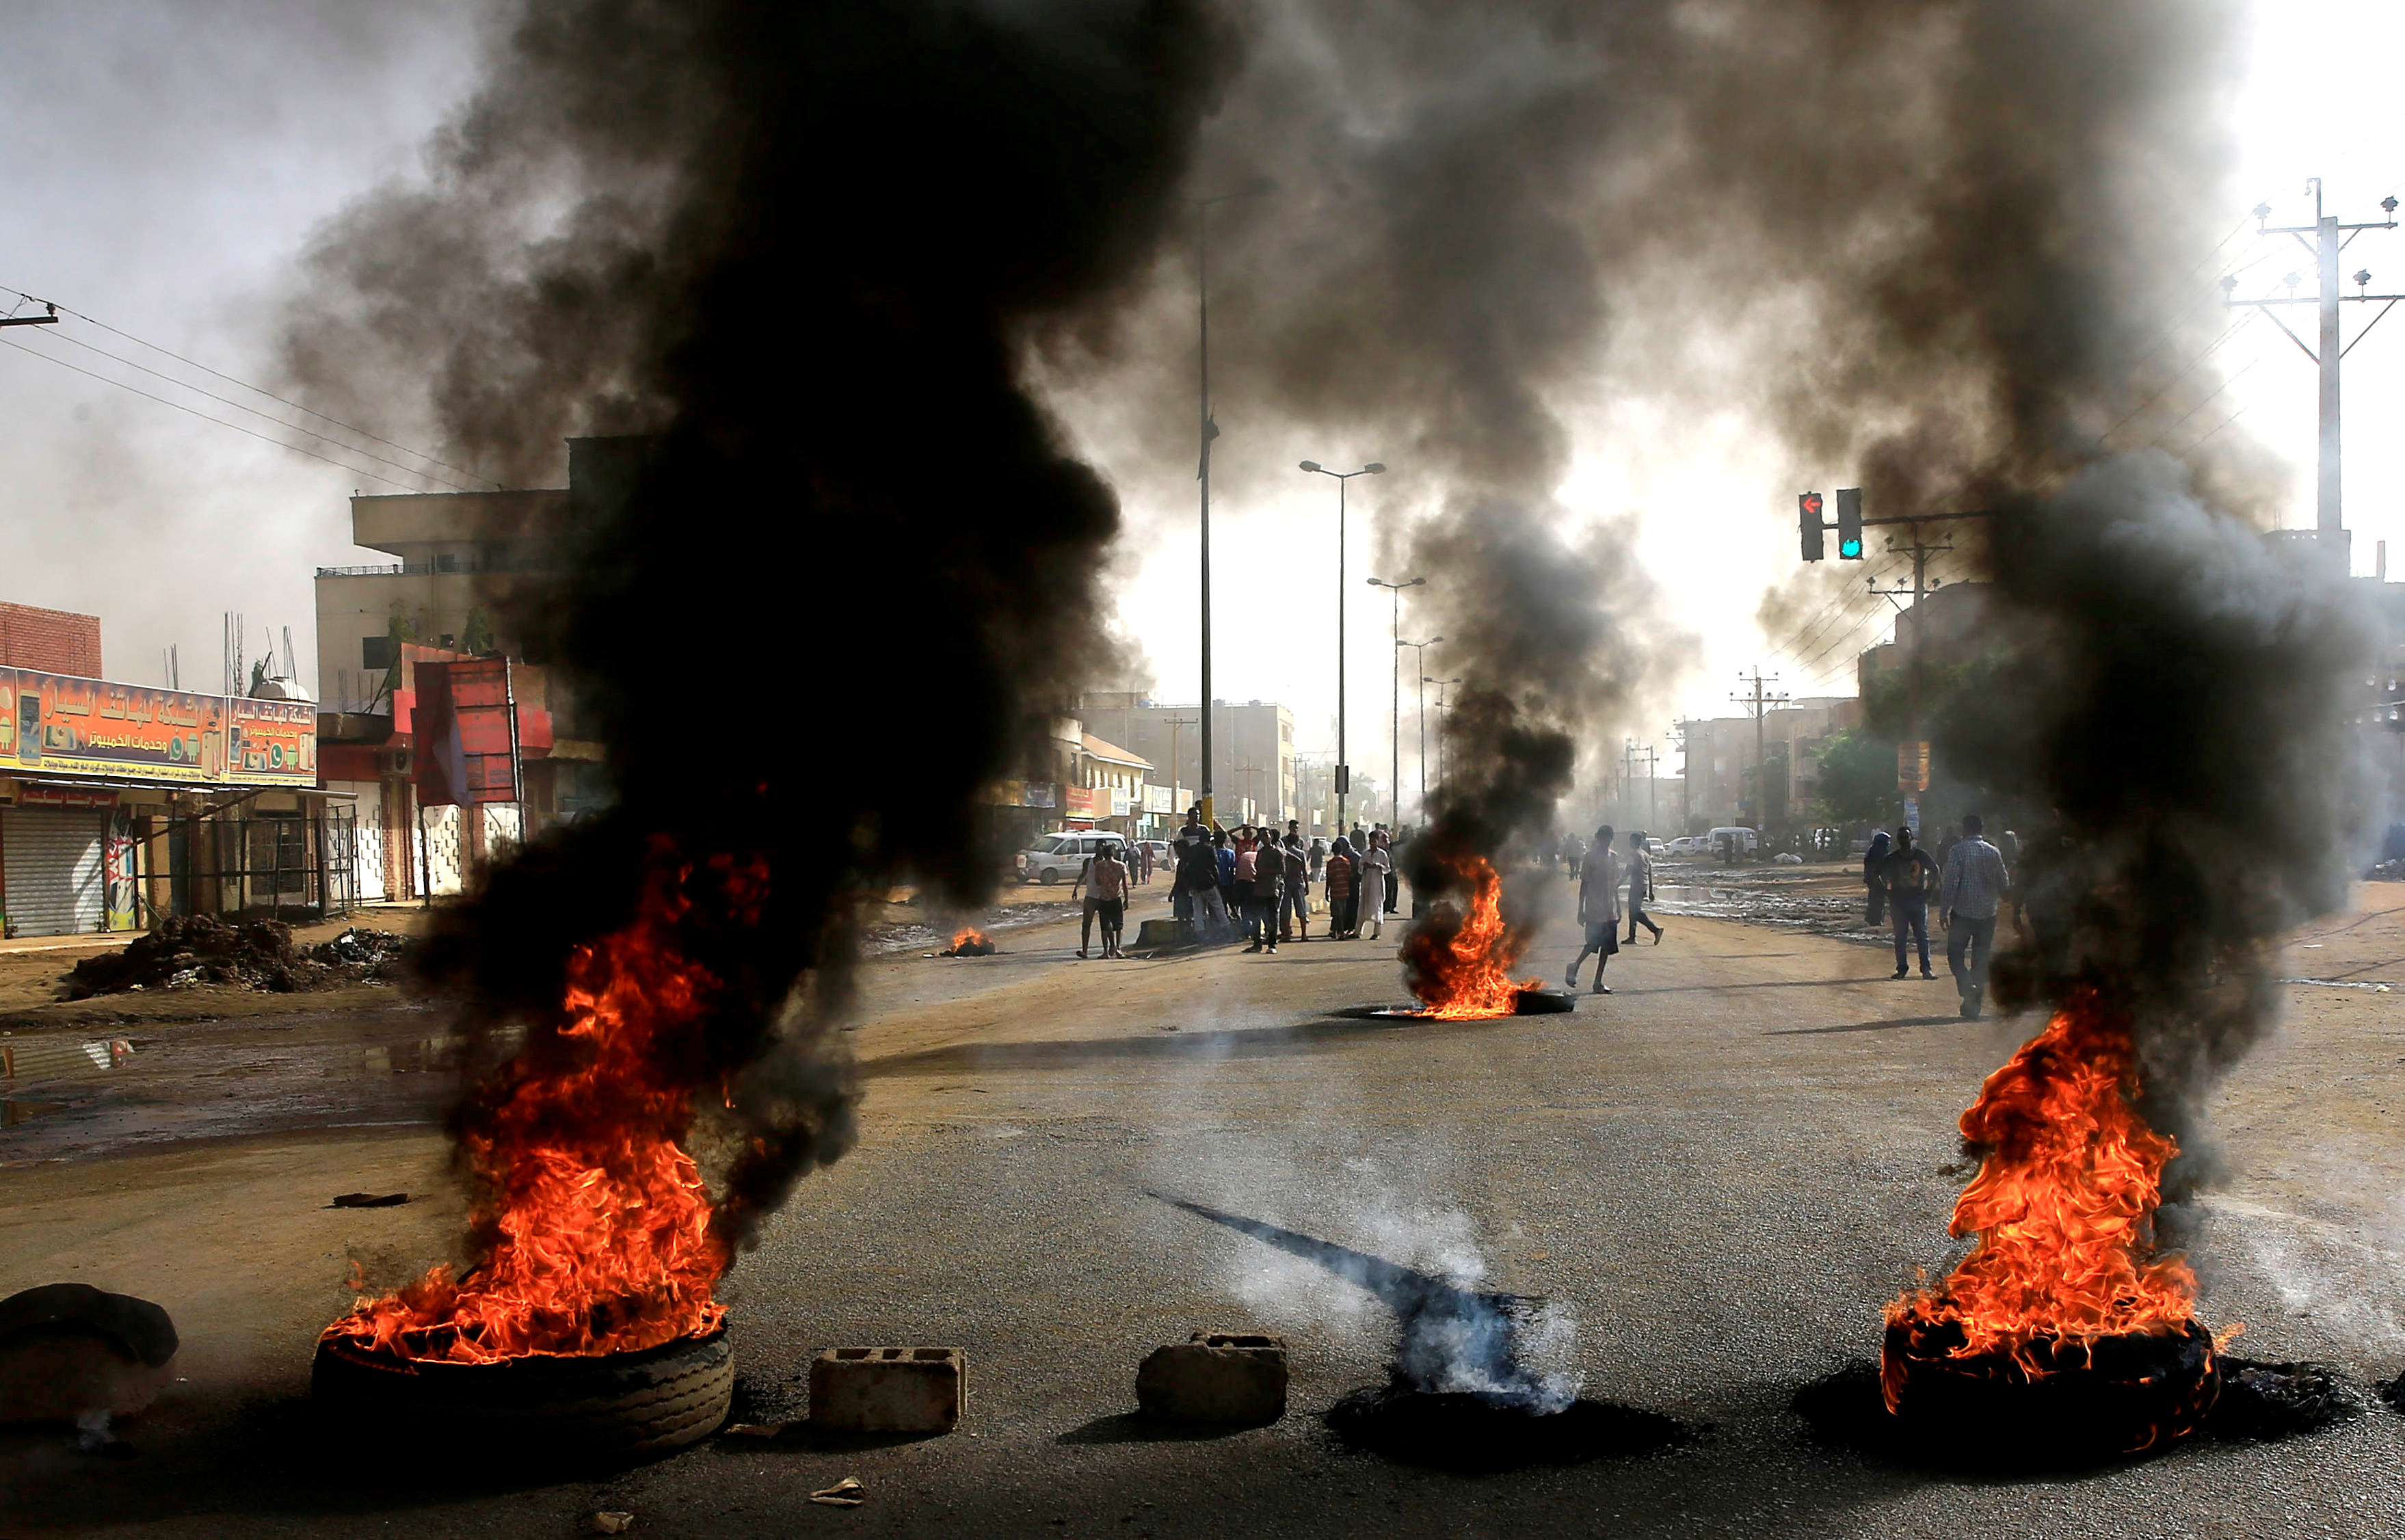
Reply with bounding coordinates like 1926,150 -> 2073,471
1,808 -> 108,936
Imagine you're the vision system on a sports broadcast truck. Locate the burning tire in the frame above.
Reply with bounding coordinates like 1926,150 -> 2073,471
312,1325 -> 734,1457
1879,1318 -> 2218,1461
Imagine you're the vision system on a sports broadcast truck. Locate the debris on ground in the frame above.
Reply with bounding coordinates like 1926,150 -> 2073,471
588,1513 -> 635,1535
330,1193 -> 410,1208
62,918 -> 413,998
810,1477 -> 866,1508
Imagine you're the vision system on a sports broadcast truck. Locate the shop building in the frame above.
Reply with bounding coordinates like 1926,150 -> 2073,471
0,662 -> 341,937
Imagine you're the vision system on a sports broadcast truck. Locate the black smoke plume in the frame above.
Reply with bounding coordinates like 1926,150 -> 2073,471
1082,0 -> 2361,1176
287,0 -> 1238,1250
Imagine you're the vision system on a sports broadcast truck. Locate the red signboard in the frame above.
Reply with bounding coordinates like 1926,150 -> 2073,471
16,786 -> 120,809
413,659 -> 522,807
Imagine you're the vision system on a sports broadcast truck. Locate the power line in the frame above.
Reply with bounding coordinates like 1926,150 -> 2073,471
0,336 -> 418,491
2096,310 -> 2255,446
21,327 -> 483,492
4,285 -> 499,488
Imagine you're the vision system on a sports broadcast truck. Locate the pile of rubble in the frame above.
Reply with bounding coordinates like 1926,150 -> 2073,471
63,917 -> 414,998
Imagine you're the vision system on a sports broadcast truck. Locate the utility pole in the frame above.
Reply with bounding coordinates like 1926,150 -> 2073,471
1305,463 -> 1388,834
1396,635 -> 1441,821
2225,181 -> 2401,564
1862,512 -> 1976,830
1425,676 -> 1460,793
1368,575 -> 1422,829
1732,669 -> 1788,831
1188,183 -> 1273,829
1634,744 -> 1658,829
0,303 -> 59,330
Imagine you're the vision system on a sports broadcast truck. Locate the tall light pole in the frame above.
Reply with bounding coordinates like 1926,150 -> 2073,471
1368,574 -> 1423,827
1191,178 -> 1273,828
1301,459 -> 1385,834
1426,676 -> 1461,788
1396,635 -> 1442,819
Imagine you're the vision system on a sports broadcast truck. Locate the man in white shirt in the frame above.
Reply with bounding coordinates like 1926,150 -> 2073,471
1565,825 -> 1621,994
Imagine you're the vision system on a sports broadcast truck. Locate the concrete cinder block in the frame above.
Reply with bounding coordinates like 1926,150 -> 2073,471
1136,1333 -> 1288,1424
808,1346 -> 964,1433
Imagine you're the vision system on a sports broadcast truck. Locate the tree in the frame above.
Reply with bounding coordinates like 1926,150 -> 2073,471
1812,728 -> 1899,833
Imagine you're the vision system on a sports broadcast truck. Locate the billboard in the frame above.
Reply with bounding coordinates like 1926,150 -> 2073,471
412,659 -> 522,807
0,667 -> 316,787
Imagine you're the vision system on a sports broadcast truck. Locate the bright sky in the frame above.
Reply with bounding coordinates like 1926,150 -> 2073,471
0,1 -> 2395,809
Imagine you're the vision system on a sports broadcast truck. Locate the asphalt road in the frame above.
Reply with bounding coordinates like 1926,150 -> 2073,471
5,879 -> 2405,1538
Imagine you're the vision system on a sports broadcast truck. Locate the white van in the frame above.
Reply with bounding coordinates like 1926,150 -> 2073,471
1018,830 -> 1124,884
1706,826 -> 1759,860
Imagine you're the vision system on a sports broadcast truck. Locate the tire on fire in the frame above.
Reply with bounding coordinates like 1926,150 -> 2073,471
312,1325 -> 733,1456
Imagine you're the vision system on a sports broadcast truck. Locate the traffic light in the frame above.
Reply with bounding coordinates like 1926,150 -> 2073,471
1835,487 -> 1864,559
1798,491 -> 1824,561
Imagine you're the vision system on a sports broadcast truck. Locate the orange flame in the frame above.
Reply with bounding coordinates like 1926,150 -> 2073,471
322,855 -> 758,1362
1882,990 -> 2201,1409
1401,853 -> 1541,1019
948,927 -> 993,952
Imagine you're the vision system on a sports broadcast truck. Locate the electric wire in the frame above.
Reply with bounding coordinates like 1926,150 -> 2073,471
23,327 -> 484,493
3,285 -> 500,488
0,336 -> 419,492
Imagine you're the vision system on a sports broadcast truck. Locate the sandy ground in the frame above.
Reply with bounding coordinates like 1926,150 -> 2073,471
3,880 -> 2404,1537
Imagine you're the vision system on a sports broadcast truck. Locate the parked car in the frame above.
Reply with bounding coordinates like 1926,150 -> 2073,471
1018,831 -> 1126,884
1664,836 -> 1703,856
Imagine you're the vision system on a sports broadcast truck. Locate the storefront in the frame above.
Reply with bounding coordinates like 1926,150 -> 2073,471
0,666 -> 343,937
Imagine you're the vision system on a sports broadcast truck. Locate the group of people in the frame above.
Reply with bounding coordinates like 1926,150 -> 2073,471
1064,809 -> 1409,958
1162,809 -> 1403,951
1861,814 -> 2012,1018
1563,824 -> 1667,994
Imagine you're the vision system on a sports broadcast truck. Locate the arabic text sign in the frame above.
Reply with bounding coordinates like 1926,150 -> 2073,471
0,668 -> 317,786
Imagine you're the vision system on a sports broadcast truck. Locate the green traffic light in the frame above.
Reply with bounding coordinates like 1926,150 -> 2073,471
1840,539 -> 1861,557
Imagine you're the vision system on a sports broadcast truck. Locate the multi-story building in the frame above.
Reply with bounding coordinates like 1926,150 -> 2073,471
1074,693 -> 1297,829
313,440 -> 622,899
1675,696 -> 1863,832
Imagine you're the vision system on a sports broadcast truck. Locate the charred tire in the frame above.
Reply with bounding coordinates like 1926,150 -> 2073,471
312,1326 -> 733,1457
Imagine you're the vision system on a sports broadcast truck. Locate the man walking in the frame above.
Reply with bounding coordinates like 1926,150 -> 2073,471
1566,825 -> 1621,994
1939,812 -> 2010,1018
1624,830 -> 1664,945
1071,840 -> 1112,959
1878,827 -> 1939,981
1090,840 -> 1131,958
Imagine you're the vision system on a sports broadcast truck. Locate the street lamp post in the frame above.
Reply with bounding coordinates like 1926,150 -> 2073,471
1425,675 -> 1461,788
1368,575 -> 1424,828
1191,179 -> 1273,830
1300,460 -> 1385,835
1396,635 -> 1443,819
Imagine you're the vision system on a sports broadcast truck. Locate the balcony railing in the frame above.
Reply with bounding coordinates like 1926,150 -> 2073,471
316,557 -> 551,578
